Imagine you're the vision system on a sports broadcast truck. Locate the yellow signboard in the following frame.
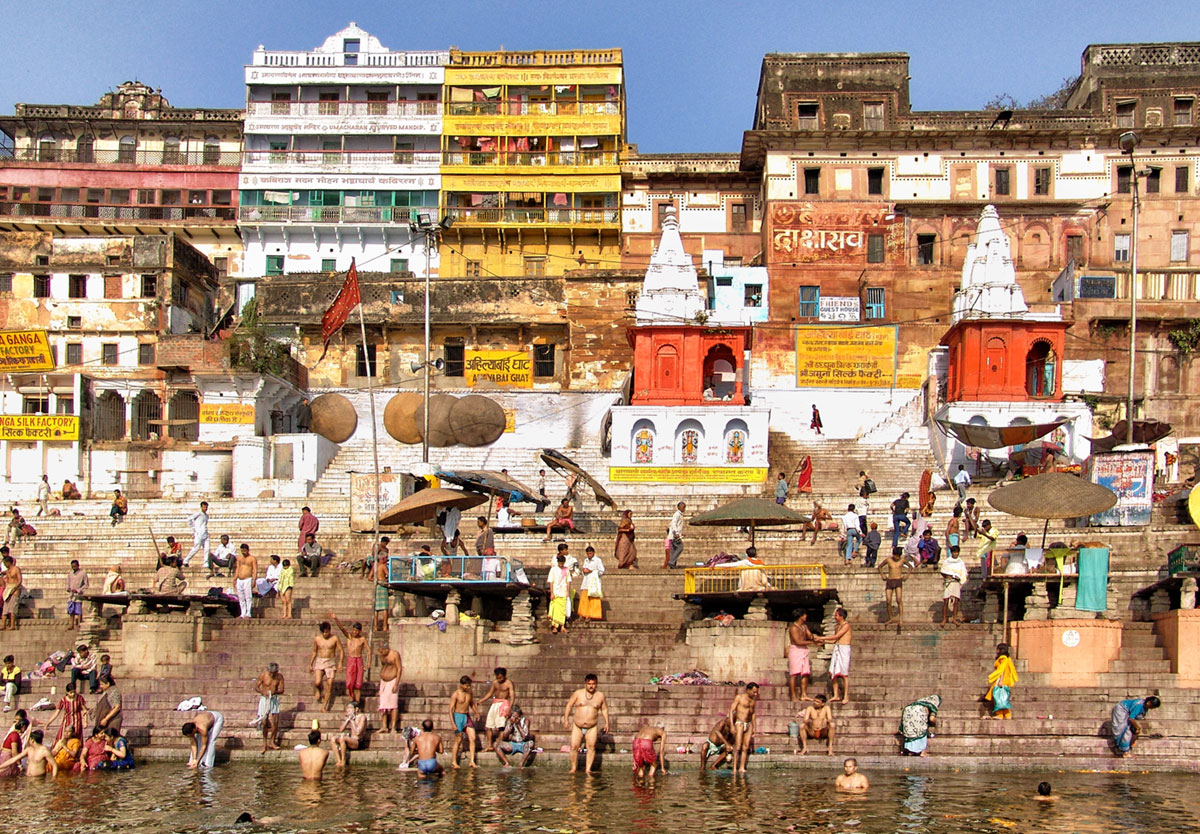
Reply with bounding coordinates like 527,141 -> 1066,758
441,174 -> 620,193
465,351 -> 533,388
796,326 -> 898,388
609,466 -> 768,484
442,115 -> 622,137
199,402 -> 255,424
0,330 -> 55,372
0,415 -> 79,441
446,67 -> 622,86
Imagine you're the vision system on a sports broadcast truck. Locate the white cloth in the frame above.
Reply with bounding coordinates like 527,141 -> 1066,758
939,555 -> 968,585
548,565 -> 571,599
256,563 -> 281,596
855,499 -> 869,516
580,555 -> 605,597
830,644 -> 852,678
497,507 -> 513,526
667,509 -> 685,540
235,578 -> 253,618
443,506 -> 462,542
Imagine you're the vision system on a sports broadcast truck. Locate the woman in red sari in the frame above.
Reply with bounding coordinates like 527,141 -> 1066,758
46,681 -> 88,743
614,510 -> 637,569
794,456 -> 814,494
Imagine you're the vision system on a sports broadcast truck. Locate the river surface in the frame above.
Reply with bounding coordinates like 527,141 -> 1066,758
3,762 -> 1197,833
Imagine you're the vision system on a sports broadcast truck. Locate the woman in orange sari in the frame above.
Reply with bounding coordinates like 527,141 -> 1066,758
615,510 -> 637,569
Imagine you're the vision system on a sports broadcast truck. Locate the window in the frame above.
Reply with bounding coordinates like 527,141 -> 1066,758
1177,166 -> 1191,194
655,202 -> 674,228
33,275 -> 50,298
161,190 -> 181,205
1171,230 -> 1189,263
465,260 -> 482,278
1116,100 -> 1136,128
162,137 -> 182,164
798,285 -> 820,318
393,140 -> 414,164
867,234 -> 885,263
56,397 -> 74,415
724,257 -> 742,268
916,233 -> 937,265
533,344 -> 556,377
867,167 -> 885,195
66,343 -> 82,366
796,102 -> 819,130
523,257 -> 546,277
67,316 -> 81,329
367,91 -> 388,116
138,343 -> 156,366
321,258 -> 336,272
1114,233 -> 1131,262
355,344 -> 378,377
1033,167 -> 1051,196
68,274 -> 87,299
61,188 -> 79,203
271,91 -> 292,115
212,257 -> 228,276
22,396 -> 49,415
101,343 -> 119,366
863,102 -> 884,131
803,167 -> 820,195
390,258 -> 409,273
137,189 -> 155,205
1145,167 -> 1161,194
265,255 -> 284,275
75,135 -> 94,163
188,190 -> 207,205
1066,235 -> 1083,265
444,342 -> 464,377
35,255 -> 48,266
743,284 -> 763,307
0,275 -> 11,293
319,91 -> 340,116
994,167 -> 1011,196
1117,165 -> 1132,194
118,136 -> 137,163
866,287 -> 886,320
141,274 -> 158,298
1175,97 -> 1193,126
203,137 -> 221,165
730,203 -> 747,233
37,136 -> 57,162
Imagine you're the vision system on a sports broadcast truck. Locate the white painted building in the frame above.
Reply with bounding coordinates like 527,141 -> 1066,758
237,23 -> 448,303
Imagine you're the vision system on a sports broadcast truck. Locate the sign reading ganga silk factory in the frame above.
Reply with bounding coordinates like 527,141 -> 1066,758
465,351 -> 533,388
0,415 -> 79,441
795,326 -> 898,388
0,330 -> 55,372
768,203 -> 903,266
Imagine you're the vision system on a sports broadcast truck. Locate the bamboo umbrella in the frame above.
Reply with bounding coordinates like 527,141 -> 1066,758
688,497 -> 810,546
378,487 -> 488,526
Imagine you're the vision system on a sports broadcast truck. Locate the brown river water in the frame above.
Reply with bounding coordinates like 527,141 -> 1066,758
2,761 -> 1196,833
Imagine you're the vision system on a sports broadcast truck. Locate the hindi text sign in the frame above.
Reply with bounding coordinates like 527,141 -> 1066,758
0,415 -> 79,441
199,402 -> 256,425
796,326 -> 898,388
0,331 -> 55,372
465,351 -> 533,388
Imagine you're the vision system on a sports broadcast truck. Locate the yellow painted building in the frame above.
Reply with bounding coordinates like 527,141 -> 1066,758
439,49 -> 625,277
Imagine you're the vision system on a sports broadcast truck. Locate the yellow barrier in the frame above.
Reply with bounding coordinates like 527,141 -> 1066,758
683,564 -> 827,595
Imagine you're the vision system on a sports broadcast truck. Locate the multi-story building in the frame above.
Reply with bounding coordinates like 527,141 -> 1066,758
738,43 -> 1200,437
0,81 -> 243,276
238,23 -> 446,308
437,47 -> 625,278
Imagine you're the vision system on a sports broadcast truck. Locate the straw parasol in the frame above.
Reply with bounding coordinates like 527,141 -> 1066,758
987,471 -> 1117,546
540,449 -> 615,509
688,497 -> 810,545
436,469 -> 539,505
378,488 -> 487,526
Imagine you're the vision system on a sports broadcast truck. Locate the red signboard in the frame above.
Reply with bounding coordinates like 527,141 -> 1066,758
768,202 -> 904,266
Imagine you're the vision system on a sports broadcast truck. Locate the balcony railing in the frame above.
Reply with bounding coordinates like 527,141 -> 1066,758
241,149 -> 441,169
443,150 -> 617,167
0,202 -> 236,222
254,49 -> 448,68
444,207 -> 619,226
238,205 -> 428,224
682,564 -> 828,595
388,554 -> 515,584
445,100 -> 620,117
10,148 -> 241,167
1111,270 -> 1200,301
246,100 -> 442,117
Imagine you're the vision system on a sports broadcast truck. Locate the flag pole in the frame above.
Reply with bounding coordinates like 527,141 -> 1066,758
353,263 -> 382,602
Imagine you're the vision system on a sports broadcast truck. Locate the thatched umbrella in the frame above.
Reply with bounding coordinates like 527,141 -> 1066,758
436,469 -> 539,505
987,471 -> 1118,547
378,487 -> 487,526
688,497 -> 810,546
540,449 -> 615,509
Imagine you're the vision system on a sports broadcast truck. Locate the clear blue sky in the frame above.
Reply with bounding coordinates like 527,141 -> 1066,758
4,0 -> 1200,153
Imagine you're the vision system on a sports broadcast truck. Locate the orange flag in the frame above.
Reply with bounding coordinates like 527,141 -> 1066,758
317,260 -> 361,362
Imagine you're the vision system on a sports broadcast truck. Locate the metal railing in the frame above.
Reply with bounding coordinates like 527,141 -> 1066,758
241,149 -> 441,168
254,49 -> 448,68
443,150 -> 617,167
246,100 -> 442,117
0,202 -> 236,222
388,554 -> 511,584
443,207 -> 619,226
1110,271 -> 1200,302
1168,544 -> 1200,577
237,205 -> 430,224
11,148 -> 241,167
445,100 -> 620,117
683,564 -> 827,594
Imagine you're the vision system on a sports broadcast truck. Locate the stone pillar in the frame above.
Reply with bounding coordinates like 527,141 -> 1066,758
1150,588 -> 1172,616
1025,582 -> 1050,620
1130,595 -> 1151,622
982,591 -> 1001,624
1181,577 -> 1198,611
79,599 -> 105,644
445,590 -> 461,623
505,591 -> 537,645
817,597 -> 840,659
745,596 -> 769,622
1050,581 -> 1078,618
1104,580 -> 1122,620
470,595 -> 484,616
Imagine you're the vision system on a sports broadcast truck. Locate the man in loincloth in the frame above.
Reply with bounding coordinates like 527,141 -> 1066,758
878,547 -> 910,623
331,614 -> 368,705
797,693 -> 835,755
8,729 -> 57,777
377,644 -> 402,734
818,608 -> 853,703
479,667 -> 516,752
563,673 -> 609,774
182,710 -> 225,769
308,621 -> 344,712
786,609 -> 815,702
449,675 -> 479,769
495,706 -> 535,768
373,555 -> 390,632
252,662 -> 284,752
632,720 -> 667,780
728,682 -> 759,773
412,718 -> 444,778
700,716 -> 733,770
332,700 -> 368,767
1,554 -> 21,630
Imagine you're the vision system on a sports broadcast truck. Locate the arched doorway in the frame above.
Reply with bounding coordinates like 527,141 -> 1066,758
131,391 -> 162,440
654,344 -> 680,396
1025,340 -> 1057,398
93,391 -> 125,440
703,344 -> 738,400
168,391 -> 200,441
984,337 -> 1006,386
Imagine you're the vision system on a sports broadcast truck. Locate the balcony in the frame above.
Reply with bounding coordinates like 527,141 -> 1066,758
241,149 -> 441,172
237,205 -> 426,225
442,150 -> 618,168
252,49 -> 448,68
448,49 -> 621,67
246,100 -> 442,117
0,201 -> 236,223
8,148 -> 241,167
444,207 -> 619,227
445,100 -> 620,117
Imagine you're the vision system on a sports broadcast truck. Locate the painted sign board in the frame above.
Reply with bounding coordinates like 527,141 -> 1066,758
0,331 -> 55,372
0,415 -> 79,441
1086,450 -> 1153,527
795,326 -> 898,388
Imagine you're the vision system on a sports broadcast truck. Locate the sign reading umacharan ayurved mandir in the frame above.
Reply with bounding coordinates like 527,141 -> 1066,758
0,330 -> 55,372
465,351 -> 533,388
0,415 -> 79,441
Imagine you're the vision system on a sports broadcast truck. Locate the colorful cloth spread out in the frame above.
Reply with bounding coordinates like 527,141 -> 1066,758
899,694 -> 941,754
